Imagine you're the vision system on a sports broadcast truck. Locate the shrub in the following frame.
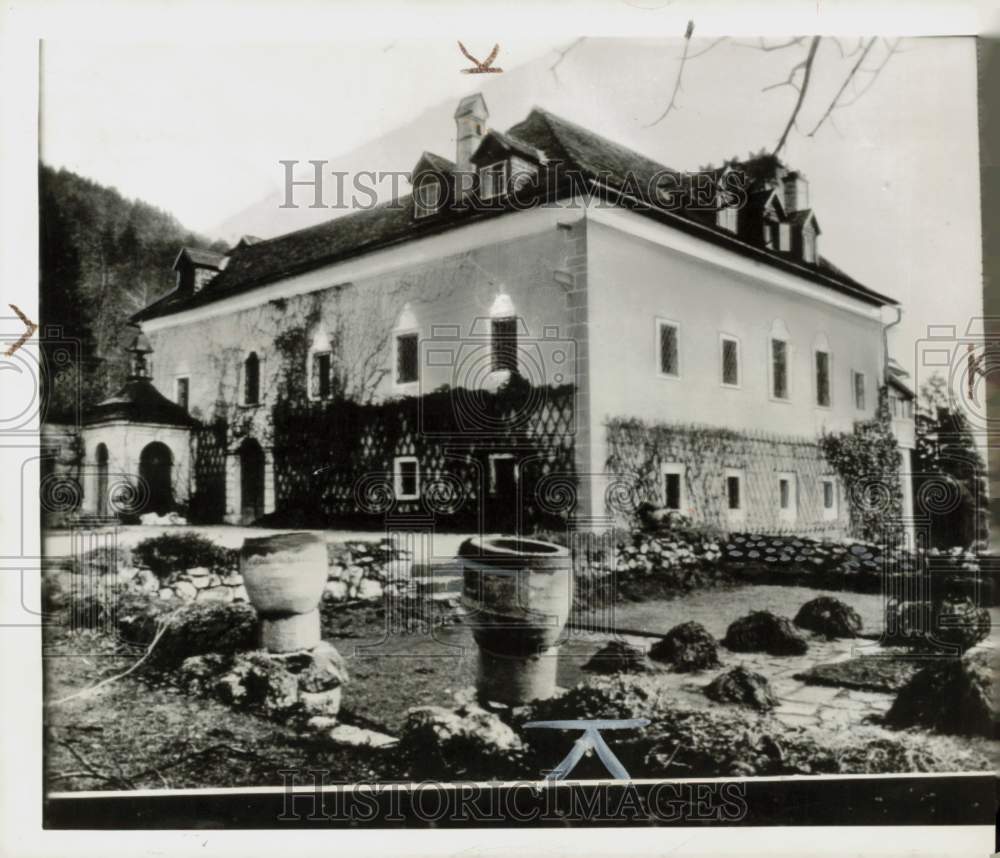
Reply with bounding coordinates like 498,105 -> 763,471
133,532 -> 236,582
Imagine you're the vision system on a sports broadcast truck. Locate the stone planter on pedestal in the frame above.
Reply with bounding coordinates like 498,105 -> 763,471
459,536 -> 572,706
240,532 -> 328,653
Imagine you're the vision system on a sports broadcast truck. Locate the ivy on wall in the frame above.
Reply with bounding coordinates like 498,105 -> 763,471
818,389 -> 903,543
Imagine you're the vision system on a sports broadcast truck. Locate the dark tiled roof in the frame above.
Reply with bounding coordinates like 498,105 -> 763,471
414,151 -> 455,175
134,106 -> 896,322
473,129 -> 546,164
84,378 -> 198,427
175,247 -> 227,269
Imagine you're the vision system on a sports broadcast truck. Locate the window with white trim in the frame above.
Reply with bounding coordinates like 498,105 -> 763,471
716,205 -> 738,233
395,333 -> 419,385
393,456 -> 419,501
815,349 -> 831,407
657,319 -> 680,378
771,337 -> 789,400
778,472 -> 797,524
853,371 -> 867,410
491,317 -> 518,373
480,161 -> 507,198
661,463 -> 686,511
310,351 -> 333,400
720,334 -> 740,387
413,176 -> 443,218
243,352 -> 260,405
821,477 -> 838,521
724,468 -> 744,523
175,376 -> 190,411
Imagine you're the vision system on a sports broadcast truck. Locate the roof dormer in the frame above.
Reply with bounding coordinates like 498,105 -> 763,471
172,247 -> 226,294
789,209 -> 821,264
411,151 -> 455,219
469,130 -> 545,200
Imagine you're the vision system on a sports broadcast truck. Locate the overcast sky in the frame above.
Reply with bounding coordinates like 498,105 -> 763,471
39,36 -> 983,381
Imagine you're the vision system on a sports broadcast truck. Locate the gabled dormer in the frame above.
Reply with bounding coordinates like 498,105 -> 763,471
172,247 -> 227,295
788,209 -> 821,264
411,151 -> 455,219
469,129 -> 546,200
742,187 -> 787,250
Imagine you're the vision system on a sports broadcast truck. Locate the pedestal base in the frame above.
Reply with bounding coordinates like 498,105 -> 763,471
476,646 -> 560,706
261,609 -> 321,653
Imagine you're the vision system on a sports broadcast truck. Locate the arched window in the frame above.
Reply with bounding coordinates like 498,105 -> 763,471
244,352 -> 260,405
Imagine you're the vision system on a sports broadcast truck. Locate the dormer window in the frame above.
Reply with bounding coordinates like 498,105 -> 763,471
480,161 -> 507,198
802,225 -> 817,263
717,205 -> 738,233
414,175 -> 443,218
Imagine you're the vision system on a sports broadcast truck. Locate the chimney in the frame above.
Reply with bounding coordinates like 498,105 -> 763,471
783,171 -> 809,213
454,93 -> 488,179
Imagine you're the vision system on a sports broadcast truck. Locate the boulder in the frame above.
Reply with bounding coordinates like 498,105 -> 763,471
884,651 -> 997,738
884,598 -> 990,653
794,596 -> 863,638
117,599 -> 259,666
583,639 -> 658,674
173,580 -> 198,601
324,580 -> 349,601
704,666 -> 777,711
398,702 -> 525,778
179,641 -> 349,723
723,610 -> 808,655
648,621 -> 720,672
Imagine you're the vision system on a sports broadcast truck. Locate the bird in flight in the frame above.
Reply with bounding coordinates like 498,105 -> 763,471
458,42 -> 503,74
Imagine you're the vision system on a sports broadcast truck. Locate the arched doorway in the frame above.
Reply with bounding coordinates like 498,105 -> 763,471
239,439 -> 265,524
96,443 -> 109,517
139,442 -> 174,514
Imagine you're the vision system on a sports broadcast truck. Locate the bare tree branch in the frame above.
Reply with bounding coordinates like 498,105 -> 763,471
645,20 -> 697,127
807,37 -> 877,137
687,36 -> 727,60
771,36 -> 822,155
549,37 -> 585,82
733,37 -> 806,52
837,38 -> 904,109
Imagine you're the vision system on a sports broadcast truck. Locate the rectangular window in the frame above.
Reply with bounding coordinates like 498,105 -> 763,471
658,320 -> 679,377
716,206 -> 738,233
311,351 -> 332,399
480,161 -> 507,198
853,371 -> 867,410
661,463 -> 685,511
396,333 -> 419,384
821,478 -> 838,521
175,376 -> 189,411
393,457 -> 419,500
491,318 -> 518,373
726,476 -> 741,510
721,335 -> 740,386
815,350 -> 830,407
771,338 -> 788,399
778,472 -> 797,523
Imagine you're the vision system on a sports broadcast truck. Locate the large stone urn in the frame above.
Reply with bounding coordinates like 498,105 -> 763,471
240,532 -> 328,652
459,536 -> 572,705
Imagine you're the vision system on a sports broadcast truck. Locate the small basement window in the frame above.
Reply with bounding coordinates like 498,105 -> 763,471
394,457 -> 419,501
778,473 -> 797,523
821,478 -> 838,521
661,463 -> 686,511
724,468 -> 744,522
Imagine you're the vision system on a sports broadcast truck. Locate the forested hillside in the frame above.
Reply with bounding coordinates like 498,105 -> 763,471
39,165 -> 227,422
